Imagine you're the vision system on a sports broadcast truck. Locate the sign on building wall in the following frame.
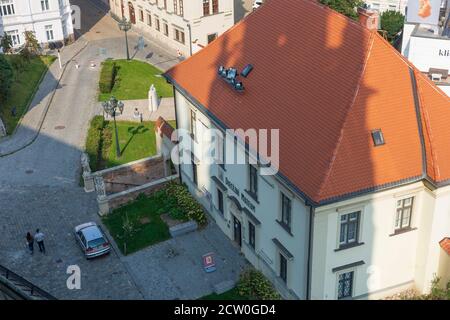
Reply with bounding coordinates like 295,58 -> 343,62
406,0 -> 441,25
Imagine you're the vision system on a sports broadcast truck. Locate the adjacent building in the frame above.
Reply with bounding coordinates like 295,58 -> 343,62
109,0 -> 234,57
0,0 -> 74,48
164,0 -> 450,299
401,0 -> 450,96
364,0 -> 407,13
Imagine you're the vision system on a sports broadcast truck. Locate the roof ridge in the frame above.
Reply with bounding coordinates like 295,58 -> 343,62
316,31 -> 376,199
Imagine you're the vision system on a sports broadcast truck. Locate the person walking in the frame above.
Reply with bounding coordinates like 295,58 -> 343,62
34,229 -> 46,254
26,232 -> 34,255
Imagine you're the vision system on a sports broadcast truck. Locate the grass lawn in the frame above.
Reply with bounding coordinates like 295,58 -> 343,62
0,55 -> 55,134
200,287 -> 250,300
104,120 -> 157,168
98,59 -> 173,101
102,189 -> 189,255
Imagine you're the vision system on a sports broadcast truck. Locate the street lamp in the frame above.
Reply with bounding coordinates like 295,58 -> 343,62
102,96 -> 124,158
118,17 -> 132,60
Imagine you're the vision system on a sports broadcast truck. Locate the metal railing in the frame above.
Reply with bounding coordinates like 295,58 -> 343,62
0,264 -> 57,300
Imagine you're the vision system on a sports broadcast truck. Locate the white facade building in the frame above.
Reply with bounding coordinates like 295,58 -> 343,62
109,0 -> 234,57
0,0 -> 74,48
365,0 -> 407,13
401,0 -> 450,96
164,0 -> 450,300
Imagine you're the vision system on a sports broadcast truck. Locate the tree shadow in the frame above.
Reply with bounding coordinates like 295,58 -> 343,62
120,125 -> 149,155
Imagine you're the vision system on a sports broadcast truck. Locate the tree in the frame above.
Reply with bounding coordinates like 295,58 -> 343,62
21,31 -> 40,60
0,54 -> 13,103
0,35 -> 13,54
319,0 -> 365,20
380,10 -> 405,43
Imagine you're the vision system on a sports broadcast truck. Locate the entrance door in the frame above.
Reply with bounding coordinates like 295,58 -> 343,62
233,216 -> 242,247
128,2 -> 136,24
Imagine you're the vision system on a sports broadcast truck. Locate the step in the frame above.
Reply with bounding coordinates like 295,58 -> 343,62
169,220 -> 198,238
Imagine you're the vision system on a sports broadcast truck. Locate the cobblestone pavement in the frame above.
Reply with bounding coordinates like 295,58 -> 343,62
123,221 -> 250,300
0,185 -> 142,299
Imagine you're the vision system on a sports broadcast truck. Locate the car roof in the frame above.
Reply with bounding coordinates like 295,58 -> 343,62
80,225 -> 104,242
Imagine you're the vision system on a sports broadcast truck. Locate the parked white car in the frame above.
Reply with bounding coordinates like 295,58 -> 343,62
74,222 -> 111,259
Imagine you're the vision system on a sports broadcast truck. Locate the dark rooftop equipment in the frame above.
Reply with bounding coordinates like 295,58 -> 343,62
241,64 -> 254,78
371,129 -> 385,146
218,65 -> 245,92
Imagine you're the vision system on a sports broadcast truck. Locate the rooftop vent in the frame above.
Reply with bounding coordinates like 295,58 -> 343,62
241,64 -> 254,78
218,65 -> 245,92
431,73 -> 443,82
371,129 -> 385,146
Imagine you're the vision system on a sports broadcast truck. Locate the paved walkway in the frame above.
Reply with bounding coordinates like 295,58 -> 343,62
123,221 -> 249,299
99,98 -> 176,122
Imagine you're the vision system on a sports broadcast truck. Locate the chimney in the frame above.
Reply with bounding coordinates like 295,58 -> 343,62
357,7 -> 379,31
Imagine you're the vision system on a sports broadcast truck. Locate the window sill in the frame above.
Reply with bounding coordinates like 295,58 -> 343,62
244,190 -> 259,204
389,227 -> 417,237
276,220 -> 293,237
334,242 -> 365,252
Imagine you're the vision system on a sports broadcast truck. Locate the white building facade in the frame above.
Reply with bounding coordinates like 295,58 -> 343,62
365,0 -> 407,13
0,0 -> 74,48
109,0 -> 234,57
164,0 -> 450,300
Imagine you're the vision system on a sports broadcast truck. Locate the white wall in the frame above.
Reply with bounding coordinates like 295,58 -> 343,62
174,89 -> 310,299
365,0 -> 407,13
311,182 -> 450,299
407,35 -> 450,72
0,0 -> 74,46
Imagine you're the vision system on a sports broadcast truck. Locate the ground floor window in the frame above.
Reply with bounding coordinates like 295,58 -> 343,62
6,30 -> 20,46
248,221 -> 255,249
217,188 -> 224,214
146,13 -> 151,26
45,25 -> 54,41
192,160 -> 198,187
280,253 -> 287,283
337,271 -> 354,299
174,29 -> 185,44
207,33 -> 217,44
163,23 -> 169,37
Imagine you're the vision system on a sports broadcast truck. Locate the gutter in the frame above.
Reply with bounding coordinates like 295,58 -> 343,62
306,203 -> 314,300
172,85 -> 182,183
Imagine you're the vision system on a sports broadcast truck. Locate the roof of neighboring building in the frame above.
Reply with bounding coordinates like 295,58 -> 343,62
164,0 -> 450,205
440,238 -> 450,255
155,116 -> 176,141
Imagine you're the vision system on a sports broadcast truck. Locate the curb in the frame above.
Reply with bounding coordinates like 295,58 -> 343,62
0,40 -> 89,158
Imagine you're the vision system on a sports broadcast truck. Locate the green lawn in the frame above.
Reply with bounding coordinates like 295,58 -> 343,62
0,55 -> 55,134
102,193 -> 172,255
200,287 -> 250,300
98,59 -> 173,101
104,121 -> 157,168
85,117 -> 177,170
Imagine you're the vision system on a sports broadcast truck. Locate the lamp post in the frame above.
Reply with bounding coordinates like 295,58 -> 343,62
118,17 -> 132,60
102,96 -> 124,158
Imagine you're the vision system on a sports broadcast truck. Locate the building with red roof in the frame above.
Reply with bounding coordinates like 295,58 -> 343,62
164,0 -> 450,299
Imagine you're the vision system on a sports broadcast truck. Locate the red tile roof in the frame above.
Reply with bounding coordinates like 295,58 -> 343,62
164,0 -> 450,204
440,238 -> 450,255
155,116 -> 176,141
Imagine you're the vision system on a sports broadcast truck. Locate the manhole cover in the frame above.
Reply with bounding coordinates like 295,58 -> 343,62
25,169 -> 33,174
96,31 -> 101,33
54,125 -> 65,130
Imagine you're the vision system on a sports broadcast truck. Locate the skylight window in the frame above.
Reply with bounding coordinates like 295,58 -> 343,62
371,129 -> 385,146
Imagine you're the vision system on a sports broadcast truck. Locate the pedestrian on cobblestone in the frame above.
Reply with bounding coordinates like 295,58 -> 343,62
26,232 -> 34,255
35,229 -> 46,254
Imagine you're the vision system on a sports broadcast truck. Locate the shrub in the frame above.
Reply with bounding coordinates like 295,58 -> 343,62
165,182 -> 207,226
85,116 -> 105,171
99,60 -> 117,94
237,270 -> 281,300
8,55 -> 27,74
0,54 -> 13,102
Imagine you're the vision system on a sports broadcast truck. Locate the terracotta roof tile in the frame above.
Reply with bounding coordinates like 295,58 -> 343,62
164,0 -> 450,204
440,238 -> 450,255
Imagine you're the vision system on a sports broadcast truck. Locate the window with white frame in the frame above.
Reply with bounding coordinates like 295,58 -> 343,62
0,0 -> 15,16
41,0 -> 50,11
395,197 -> 413,231
339,211 -> 360,247
337,271 -> 354,299
279,253 -> 288,283
6,29 -> 20,45
280,192 -> 292,232
45,25 -> 54,41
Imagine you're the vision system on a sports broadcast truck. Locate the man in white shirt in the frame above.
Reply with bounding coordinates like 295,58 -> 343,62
34,229 -> 46,254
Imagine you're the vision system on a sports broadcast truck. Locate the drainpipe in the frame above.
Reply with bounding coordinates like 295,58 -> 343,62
306,203 -> 315,300
187,23 -> 193,56
172,85 -> 182,183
